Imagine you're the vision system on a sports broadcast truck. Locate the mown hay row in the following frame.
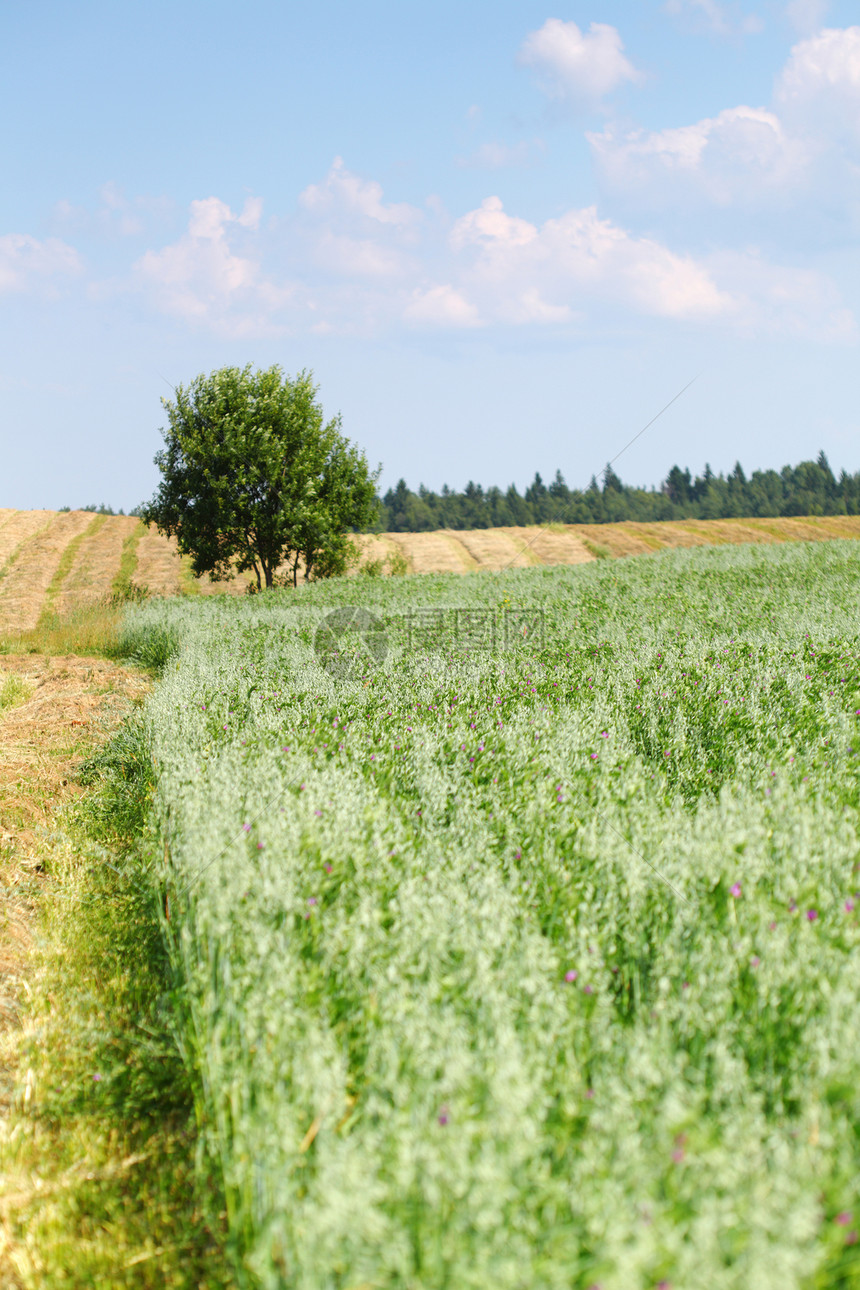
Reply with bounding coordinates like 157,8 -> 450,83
53,515 -> 141,616
453,528 -> 538,570
0,511 -> 56,575
133,527 -> 185,597
0,512 -> 96,633
387,531 -> 478,574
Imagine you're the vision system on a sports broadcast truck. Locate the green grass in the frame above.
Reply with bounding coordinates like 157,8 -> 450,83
112,520 -> 146,600
1,715 -> 233,1288
0,672 -> 30,710
84,541 -> 860,1286
37,514 -> 106,624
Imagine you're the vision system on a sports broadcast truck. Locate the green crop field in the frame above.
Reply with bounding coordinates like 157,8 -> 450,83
118,540 -> 860,1289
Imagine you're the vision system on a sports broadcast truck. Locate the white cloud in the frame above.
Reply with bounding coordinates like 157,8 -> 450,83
519,20 -> 642,103
450,197 -> 538,251
775,26 -> 860,137
449,197 -> 732,322
705,247 -> 857,338
589,26 -> 860,217
295,158 -> 422,284
404,285 -> 481,327
122,164 -> 852,342
135,195 -> 288,333
0,233 -> 82,294
785,0 -> 831,36
589,105 -> 809,205
299,157 -> 421,229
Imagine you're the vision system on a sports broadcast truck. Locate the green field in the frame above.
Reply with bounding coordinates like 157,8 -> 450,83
120,540 -> 860,1288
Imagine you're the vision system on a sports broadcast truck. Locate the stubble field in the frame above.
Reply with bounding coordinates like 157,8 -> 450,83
2,508 -> 860,633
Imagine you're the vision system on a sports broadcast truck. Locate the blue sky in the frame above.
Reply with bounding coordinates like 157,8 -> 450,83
2,0 -> 859,510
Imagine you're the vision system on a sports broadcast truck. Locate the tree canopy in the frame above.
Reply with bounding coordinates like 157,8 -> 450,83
140,365 -> 380,589
379,452 -> 859,531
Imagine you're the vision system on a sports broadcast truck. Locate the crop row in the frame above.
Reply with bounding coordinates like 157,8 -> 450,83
127,541 -> 860,1289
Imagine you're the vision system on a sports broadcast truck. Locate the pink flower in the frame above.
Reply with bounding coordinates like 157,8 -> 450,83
730,883 -> 742,898
836,1212 -> 852,1226
564,970 -> 578,983
847,900 -> 855,912
807,909 -> 818,922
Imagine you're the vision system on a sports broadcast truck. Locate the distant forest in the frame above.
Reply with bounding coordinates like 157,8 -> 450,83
377,452 -> 860,532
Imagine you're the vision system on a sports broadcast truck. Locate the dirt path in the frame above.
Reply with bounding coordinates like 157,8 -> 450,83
0,654 -> 148,1066
0,654 -> 150,1288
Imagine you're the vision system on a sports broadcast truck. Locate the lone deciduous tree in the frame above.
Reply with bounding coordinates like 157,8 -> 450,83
140,365 -> 380,589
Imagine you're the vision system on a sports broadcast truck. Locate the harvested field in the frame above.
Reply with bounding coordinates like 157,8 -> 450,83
2,510 -> 860,631
453,528 -> 538,570
0,654 -> 148,1080
387,530 -> 478,573
0,512 -> 96,633
515,525 -> 593,566
133,525 -> 185,597
53,514 -> 140,616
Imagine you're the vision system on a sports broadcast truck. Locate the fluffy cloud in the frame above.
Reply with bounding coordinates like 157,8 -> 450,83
135,196 -> 288,333
299,156 -> 421,230
519,20 -> 642,103
775,25 -> 860,137
0,233 -> 82,294
590,26 -> 860,215
119,163 -> 852,341
448,196 -> 732,323
404,285 -> 481,327
296,158 -> 422,282
590,106 -> 809,206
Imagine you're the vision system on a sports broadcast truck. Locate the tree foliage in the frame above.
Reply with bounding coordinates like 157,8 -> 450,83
140,365 -> 380,589
379,451 -> 859,531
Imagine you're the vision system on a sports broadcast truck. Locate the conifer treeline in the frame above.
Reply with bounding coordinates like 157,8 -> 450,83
377,452 -> 860,531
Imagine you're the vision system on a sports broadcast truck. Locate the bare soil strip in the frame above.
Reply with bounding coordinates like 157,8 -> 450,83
0,655 -> 148,1103
0,513 -> 96,634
